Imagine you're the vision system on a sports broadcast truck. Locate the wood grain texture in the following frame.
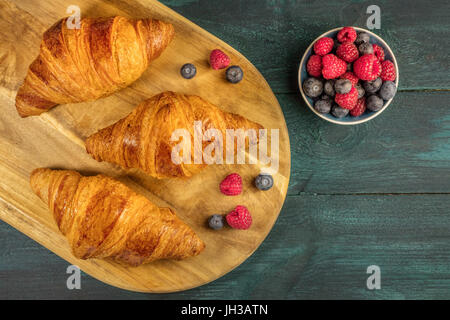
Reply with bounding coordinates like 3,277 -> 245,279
0,0 -> 290,292
1,0 -> 450,299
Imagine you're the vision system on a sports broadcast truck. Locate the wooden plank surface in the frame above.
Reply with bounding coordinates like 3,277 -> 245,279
162,0 -> 450,93
1,0 -> 450,299
0,0 -> 290,293
2,194 -> 450,299
282,91 -> 450,194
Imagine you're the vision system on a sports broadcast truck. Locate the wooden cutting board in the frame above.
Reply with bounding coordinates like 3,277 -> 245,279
0,0 -> 290,292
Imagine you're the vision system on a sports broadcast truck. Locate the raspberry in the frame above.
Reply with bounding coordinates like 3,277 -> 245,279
226,205 -> 252,230
335,86 -> 358,110
322,54 -> 347,79
219,173 -> 242,196
336,42 -> 359,62
313,37 -> 334,56
340,71 -> 359,86
372,44 -> 385,61
353,54 -> 382,81
209,49 -> 231,70
306,55 -> 322,77
337,27 -> 357,43
380,60 -> 396,81
350,97 -> 366,117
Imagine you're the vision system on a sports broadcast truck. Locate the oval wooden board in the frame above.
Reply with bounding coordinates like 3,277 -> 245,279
0,0 -> 290,292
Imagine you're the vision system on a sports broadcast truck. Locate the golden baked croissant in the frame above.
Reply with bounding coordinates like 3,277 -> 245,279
30,168 -> 204,266
85,91 -> 264,178
16,16 -> 174,117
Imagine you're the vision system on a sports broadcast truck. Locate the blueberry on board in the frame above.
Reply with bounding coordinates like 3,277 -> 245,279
226,66 -> 244,83
355,32 -> 370,45
180,63 -> 197,79
379,81 -> 397,100
303,77 -> 323,98
334,79 -> 352,94
324,80 -> 336,97
208,214 -> 224,230
366,95 -> 384,111
331,104 -> 350,118
314,99 -> 332,114
255,174 -> 274,191
364,77 -> 382,94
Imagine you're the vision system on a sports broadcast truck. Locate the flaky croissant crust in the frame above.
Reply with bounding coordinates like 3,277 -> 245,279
16,16 -> 174,117
30,168 -> 204,266
85,91 -> 264,179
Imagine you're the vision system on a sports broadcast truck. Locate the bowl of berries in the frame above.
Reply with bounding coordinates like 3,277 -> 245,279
299,26 -> 399,125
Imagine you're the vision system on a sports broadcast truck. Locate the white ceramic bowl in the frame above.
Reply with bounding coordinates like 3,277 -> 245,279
298,27 -> 399,125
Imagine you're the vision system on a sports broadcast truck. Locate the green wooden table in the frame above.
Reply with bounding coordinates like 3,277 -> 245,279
1,0 -> 449,299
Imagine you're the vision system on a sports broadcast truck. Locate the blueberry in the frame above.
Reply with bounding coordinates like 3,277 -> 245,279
255,174 -> 274,191
321,94 -> 332,101
324,80 -> 336,97
378,81 -> 397,100
366,95 -> 384,112
358,42 -> 373,55
226,66 -> 244,83
355,32 -> 370,45
363,77 -> 382,94
208,214 -> 224,230
355,83 -> 365,99
334,79 -> 352,94
331,104 -> 349,118
314,99 -> 332,114
303,77 -> 323,98
180,63 -> 197,79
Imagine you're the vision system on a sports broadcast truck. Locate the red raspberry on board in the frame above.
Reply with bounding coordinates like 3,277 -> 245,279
335,86 -> 358,110
220,173 -> 242,196
209,49 -> 231,70
372,44 -> 385,61
226,205 -> 252,230
306,55 -> 323,77
313,37 -> 334,56
336,42 -> 359,62
322,54 -> 347,79
337,27 -> 357,43
353,54 -> 382,81
380,60 -> 396,81
350,97 -> 367,117
340,71 -> 359,86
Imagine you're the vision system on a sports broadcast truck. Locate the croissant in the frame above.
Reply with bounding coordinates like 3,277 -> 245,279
30,168 -> 205,266
85,91 -> 264,178
16,16 -> 174,117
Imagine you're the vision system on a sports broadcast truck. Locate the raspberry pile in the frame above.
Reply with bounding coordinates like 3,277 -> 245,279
303,27 -> 397,119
